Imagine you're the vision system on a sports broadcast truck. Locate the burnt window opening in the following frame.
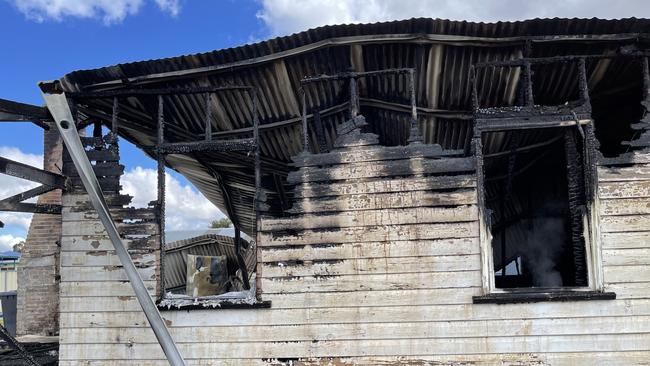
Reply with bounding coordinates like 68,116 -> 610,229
70,87 -> 264,308
590,57 -> 646,157
481,126 -> 590,289
99,124 -> 258,301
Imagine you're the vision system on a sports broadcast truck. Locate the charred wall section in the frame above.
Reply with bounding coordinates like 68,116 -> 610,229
57,129 -> 161,362
55,114 -> 650,365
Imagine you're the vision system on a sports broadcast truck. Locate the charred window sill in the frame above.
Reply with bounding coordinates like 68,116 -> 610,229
473,291 -> 616,304
157,297 -> 271,311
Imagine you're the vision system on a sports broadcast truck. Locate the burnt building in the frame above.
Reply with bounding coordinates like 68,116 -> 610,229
2,17 -> 650,365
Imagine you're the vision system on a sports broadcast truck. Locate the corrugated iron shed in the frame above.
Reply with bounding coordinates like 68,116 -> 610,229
48,17 -> 650,234
164,233 -> 255,292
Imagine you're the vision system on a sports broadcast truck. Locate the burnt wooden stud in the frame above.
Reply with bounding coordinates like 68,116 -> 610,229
111,96 -> 119,138
156,94 -> 167,297
301,88 -> 310,153
349,75 -> 359,118
205,93 -> 212,142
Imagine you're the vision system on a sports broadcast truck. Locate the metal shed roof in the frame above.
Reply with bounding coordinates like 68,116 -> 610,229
47,17 -> 650,234
164,233 -> 255,292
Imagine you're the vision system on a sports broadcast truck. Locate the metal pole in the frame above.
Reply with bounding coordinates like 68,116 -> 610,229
42,92 -> 186,366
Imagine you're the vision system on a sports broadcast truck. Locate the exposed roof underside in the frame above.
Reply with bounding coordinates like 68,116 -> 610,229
53,18 -> 650,234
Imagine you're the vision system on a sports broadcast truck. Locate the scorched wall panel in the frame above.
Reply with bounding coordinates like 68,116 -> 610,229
58,127 -> 650,365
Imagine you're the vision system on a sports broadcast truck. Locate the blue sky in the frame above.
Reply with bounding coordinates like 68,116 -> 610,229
0,0 -> 269,248
1,0 -> 648,250
0,0 -> 265,157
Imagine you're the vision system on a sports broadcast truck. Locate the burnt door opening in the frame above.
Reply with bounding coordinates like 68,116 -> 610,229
482,126 -> 589,289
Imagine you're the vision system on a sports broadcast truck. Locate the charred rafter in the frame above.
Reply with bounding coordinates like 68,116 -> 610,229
0,155 -> 66,214
0,156 -> 66,188
0,98 -> 51,129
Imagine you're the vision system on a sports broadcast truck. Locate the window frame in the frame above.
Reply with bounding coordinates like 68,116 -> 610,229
474,119 -> 606,297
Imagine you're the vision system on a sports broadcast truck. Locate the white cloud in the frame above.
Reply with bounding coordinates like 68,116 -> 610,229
0,145 -> 221,236
120,166 -> 224,231
0,146 -> 43,233
0,146 -> 42,169
154,0 -> 180,17
257,0 -> 650,36
0,234 -> 25,252
7,0 -> 181,24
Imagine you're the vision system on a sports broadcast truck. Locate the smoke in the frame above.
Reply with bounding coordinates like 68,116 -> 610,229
497,200 -> 567,287
522,216 -> 565,287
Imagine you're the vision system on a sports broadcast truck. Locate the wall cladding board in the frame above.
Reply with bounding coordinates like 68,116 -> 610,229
599,153 -> 650,297
59,126 -> 650,364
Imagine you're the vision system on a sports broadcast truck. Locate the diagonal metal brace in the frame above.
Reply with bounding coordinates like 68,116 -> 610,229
42,92 -> 186,366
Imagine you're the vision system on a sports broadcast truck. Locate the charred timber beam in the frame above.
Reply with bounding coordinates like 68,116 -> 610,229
0,98 -> 49,120
359,97 -> 472,119
291,143 -> 462,167
154,138 -> 256,154
0,201 -> 61,214
564,129 -> 588,286
474,52 -> 650,68
475,115 -> 591,132
0,98 -> 51,129
0,113 -> 50,130
2,184 -> 57,203
67,85 -> 255,99
201,100 -> 471,140
156,95 -> 167,300
0,156 -> 66,188
473,290 -> 616,304
301,68 -> 415,84
234,227 -> 251,291
0,324 -> 40,366
312,111 -> 328,153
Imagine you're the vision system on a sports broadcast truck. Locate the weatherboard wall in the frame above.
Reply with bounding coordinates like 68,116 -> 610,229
57,131 -> 650,365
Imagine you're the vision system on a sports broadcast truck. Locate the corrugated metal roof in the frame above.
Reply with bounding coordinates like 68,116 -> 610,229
51,18 -> 650,234
164,234 -> 255,292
